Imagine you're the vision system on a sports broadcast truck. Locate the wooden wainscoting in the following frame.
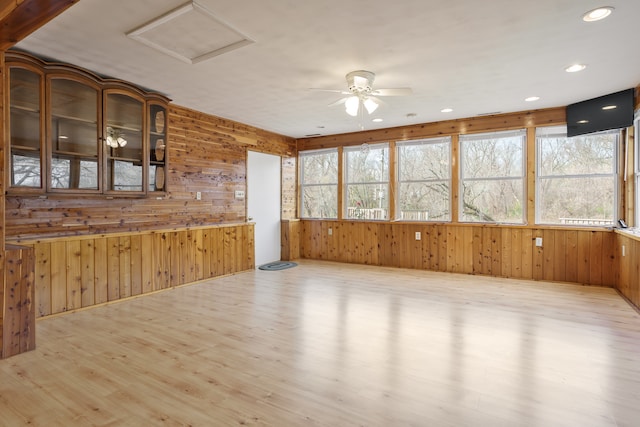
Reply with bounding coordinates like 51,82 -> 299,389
615,231 -> 640,309
297,221 -> 617,287
11,223 -> 254,318
1,244 -> 36,359
281,219 -> 300,261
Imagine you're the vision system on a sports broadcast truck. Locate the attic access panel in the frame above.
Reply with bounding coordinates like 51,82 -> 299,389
126,1 -> 254,64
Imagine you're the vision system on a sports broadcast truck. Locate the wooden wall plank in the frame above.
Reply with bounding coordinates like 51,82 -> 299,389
80,239 -> 95,308
589,231 -> 603,286
130,235 -> 142,296
94,239 -> 108,304
553,230 -> 567,283
50,241 -> 67,313
34,242 -> 51,317
65,240 -> 82,311
194,229 -> 204,281
247,224 -> 255,270
577,231 -> 590,285
140,234 -> 153,294
107,237 -> 120,301
510,229 -> 522,278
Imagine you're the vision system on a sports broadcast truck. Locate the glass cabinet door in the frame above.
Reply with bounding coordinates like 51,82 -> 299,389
149,103 -> 167,192
49,77 -> 100,190
9,66 -> 43,189
105,92 -> 144,193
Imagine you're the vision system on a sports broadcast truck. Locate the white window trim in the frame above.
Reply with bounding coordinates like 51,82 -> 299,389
343,142 -> 390,220
396,136 -> 452,222
535,125 -> 619,227
459,129 -> 526,224
299,147 -> 338,219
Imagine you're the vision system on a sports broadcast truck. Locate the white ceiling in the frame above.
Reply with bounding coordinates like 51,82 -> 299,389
15,0 -> 640,139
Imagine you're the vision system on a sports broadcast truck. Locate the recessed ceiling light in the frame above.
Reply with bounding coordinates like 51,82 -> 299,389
372,118 -> 383,122
582,6 -> 614,22
441,108 -> 453,113
577,120 -> 589,124
525,96 -> 540,102
602,105 -> 617,110
565,64 -> 586,73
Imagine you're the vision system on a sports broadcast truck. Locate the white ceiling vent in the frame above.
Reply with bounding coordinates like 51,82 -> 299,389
126,1 -> 254,64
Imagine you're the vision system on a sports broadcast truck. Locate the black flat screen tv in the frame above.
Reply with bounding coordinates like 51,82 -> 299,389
566,88 -> 635,137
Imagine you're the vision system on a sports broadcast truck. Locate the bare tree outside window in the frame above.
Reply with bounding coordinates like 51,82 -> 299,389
460,130 -> 526,223
344,143 -> 389,220
397,137 -> 451,221
536,127 -> 617,226
299,148 -> 338,218
12,155 -> 41,187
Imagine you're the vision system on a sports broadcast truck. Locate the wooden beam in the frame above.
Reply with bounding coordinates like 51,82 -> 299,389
0,0 -> 79,50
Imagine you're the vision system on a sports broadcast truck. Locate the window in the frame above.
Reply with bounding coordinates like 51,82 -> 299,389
299,148 -> 338,218
537,126 -> 618,226
460,130 -> 526,223
344,143 -> 389,220
397,137 -> 451,221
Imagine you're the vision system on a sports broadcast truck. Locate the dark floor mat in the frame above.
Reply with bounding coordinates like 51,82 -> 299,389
258,261 -> 298,271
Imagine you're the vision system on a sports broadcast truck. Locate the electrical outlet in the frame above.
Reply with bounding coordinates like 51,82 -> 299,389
235,190 -> 245,199
196,191 -> 201,200
535,237 -> 543,247
415,231 -> 421,240
328,227 -> 333,236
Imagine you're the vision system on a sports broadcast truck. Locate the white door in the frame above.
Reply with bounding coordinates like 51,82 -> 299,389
247,151 -> 281,266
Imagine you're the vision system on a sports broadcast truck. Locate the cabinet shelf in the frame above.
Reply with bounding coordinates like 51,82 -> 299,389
107,123 -> 143,133
51,113 -> 98,125
11,104 -> 40,114
53,150 -> 98,158
12,145 -> 39,152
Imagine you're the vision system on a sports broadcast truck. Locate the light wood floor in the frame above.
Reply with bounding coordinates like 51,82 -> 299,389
1,260 -> 639,426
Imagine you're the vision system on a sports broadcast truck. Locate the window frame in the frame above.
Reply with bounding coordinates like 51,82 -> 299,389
459,129 -> 527,224
535,125 -> 619,227
343,142 -> 390,221
396,136 -> 452,222
298,147 -> 339,219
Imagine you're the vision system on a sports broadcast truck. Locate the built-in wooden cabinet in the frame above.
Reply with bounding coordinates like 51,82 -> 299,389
5,50 -> 170,197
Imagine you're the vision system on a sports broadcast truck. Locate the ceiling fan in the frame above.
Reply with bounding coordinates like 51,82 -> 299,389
313,70 -> 412,117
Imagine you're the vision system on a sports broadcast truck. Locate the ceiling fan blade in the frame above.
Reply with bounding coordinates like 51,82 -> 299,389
371,88 -> 413,96
328,97 -> 348,107
309,88 -> 351,94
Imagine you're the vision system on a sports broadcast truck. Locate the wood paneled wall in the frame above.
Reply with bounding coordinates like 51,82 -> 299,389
1,244 -> 35,359
297,108 -> 566,150
16,223 -> 254,318
615,231 -> 640,309
281,156 -> 297,220
5,104 -> 295,240
298,221 -> 617,287
281,219 -> 300,261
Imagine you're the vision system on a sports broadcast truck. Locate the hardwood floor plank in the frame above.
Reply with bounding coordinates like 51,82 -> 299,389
1,260 -> 639,426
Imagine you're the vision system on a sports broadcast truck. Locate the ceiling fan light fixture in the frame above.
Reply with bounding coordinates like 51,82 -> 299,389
345,96 -> 360,116
363,97 -> 379,114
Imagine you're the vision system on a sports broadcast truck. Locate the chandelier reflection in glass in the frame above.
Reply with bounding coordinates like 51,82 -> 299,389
105,126 -> 127,148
